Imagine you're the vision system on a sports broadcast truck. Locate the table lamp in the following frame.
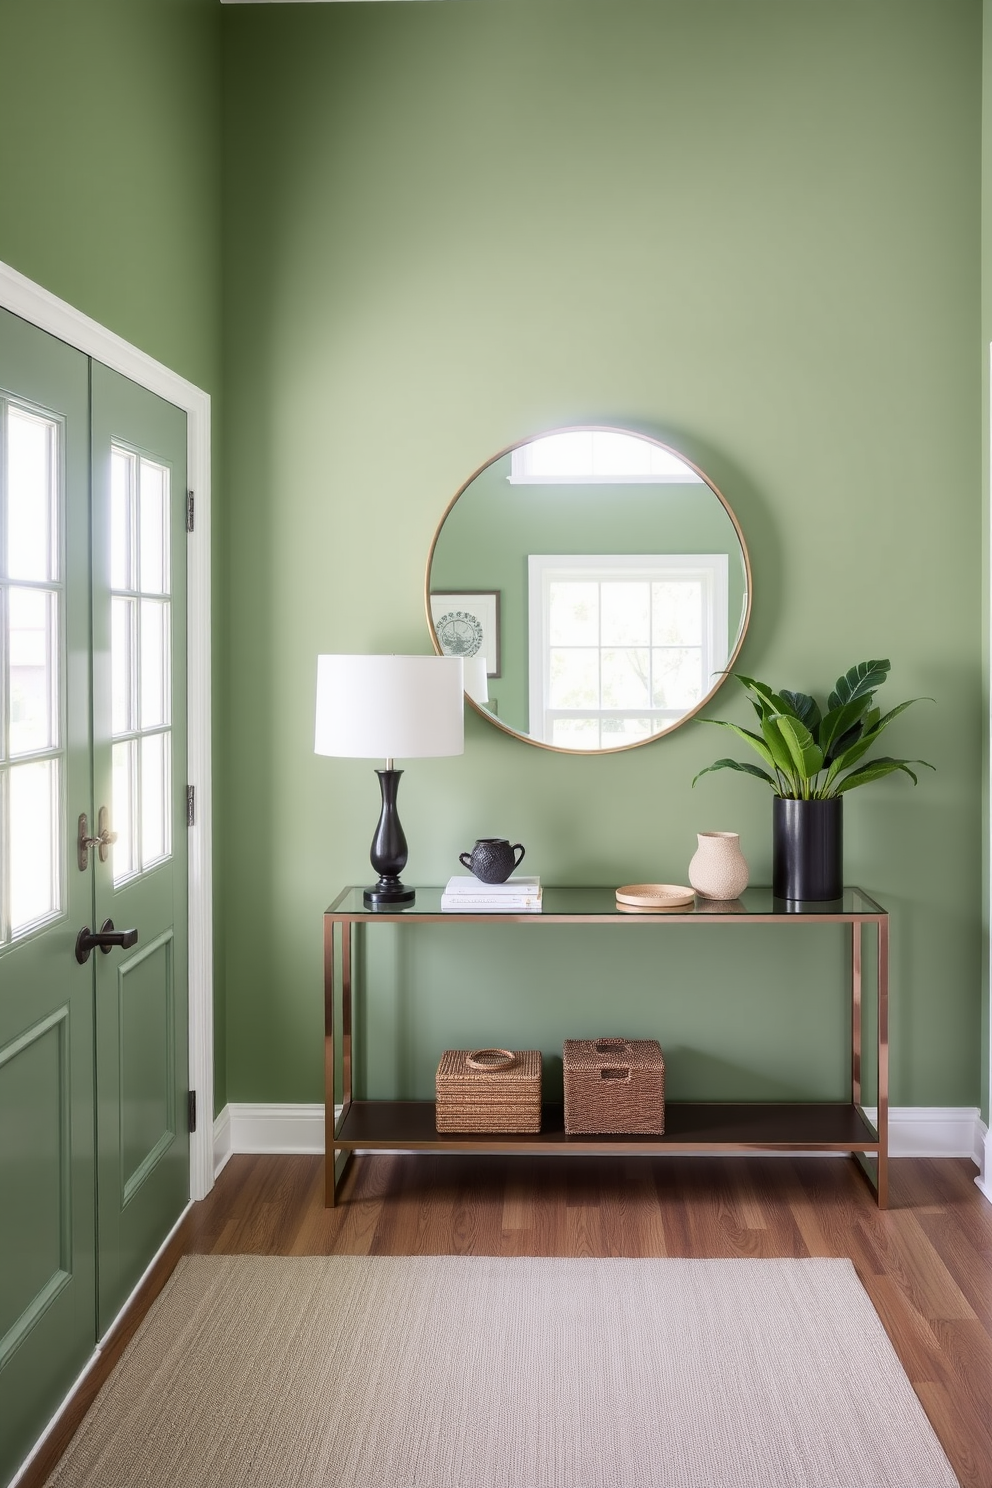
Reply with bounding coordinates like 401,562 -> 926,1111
314,654 -> 465,907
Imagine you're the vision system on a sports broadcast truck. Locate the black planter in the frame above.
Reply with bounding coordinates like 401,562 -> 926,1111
772,797 -> 843,903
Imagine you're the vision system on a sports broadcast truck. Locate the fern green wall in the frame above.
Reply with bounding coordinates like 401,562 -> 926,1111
0,0 -> 227,1105
222,0 -> 983,1111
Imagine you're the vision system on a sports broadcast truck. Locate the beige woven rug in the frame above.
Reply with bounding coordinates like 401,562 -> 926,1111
46,1255 -> 959,1488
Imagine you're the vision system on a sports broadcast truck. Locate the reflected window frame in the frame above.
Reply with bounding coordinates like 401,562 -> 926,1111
527,552 -> 729,749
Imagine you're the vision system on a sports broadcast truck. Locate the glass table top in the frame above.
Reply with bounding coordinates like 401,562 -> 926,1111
326,885 -> 886,920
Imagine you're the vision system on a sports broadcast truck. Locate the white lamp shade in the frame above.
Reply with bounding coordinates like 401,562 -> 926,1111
463,655 -> 489,704
314,654 -> 465,759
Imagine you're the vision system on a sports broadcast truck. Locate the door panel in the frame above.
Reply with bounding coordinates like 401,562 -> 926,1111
0,314 -> 191,1486
0,1008 -> 72,1347
117,932 -> 177,1210
0,309 -> 95,1486
91,363 -> 188,1335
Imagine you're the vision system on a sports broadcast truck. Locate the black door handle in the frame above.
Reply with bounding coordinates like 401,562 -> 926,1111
75,919 -> 138,964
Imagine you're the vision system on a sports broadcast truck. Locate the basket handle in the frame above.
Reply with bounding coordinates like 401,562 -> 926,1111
601,1067 -> 631,1082
466,1048 -> 516,1071
594,1038 -> 630,1054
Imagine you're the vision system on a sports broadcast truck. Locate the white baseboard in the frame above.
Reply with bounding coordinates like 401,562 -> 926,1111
975,1123 -> 992,1202
861,1106 -> 984,1161
212,1103 -> 232,1177
215,1102 -> 988,1172
215,1103 -> 327,1173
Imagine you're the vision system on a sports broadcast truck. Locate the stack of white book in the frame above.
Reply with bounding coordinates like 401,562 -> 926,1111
441,875 -> 543,913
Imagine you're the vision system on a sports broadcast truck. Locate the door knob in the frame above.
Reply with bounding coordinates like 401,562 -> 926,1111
75,919 -> 138,965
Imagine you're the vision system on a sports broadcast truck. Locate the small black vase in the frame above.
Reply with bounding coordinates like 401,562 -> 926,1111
772,797 -> 843,902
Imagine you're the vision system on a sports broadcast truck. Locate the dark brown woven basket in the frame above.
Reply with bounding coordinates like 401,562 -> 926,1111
562,1038 -> 665,1135
436,1049 -> 542,1133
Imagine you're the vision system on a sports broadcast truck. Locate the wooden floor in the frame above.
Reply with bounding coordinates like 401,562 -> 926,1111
23,1152 -> 992,1488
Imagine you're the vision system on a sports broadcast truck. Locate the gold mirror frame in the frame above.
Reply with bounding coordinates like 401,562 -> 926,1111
425,425 -> 752,754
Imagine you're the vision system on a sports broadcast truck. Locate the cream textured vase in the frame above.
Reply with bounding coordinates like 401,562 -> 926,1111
688,831 -> 750,901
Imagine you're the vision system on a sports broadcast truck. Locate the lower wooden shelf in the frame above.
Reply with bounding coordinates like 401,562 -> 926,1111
332,1100 -> 880,1155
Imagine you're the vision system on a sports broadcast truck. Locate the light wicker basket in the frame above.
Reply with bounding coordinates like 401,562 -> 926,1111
435,1048 -> 542,1133
563,1038 -> 665,1135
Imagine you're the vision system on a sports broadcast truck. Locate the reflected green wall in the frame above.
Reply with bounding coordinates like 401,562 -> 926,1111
430,456 -> 747,732
223,0 -> 982,1110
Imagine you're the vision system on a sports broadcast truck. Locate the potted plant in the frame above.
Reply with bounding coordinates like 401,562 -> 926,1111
692,660 -> 933,901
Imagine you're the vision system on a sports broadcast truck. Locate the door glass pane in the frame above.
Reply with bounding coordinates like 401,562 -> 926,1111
110,448 -> 134,591
112,597 -> 136,737
139,600 -> 169,730
140,732 -> 170,867
6,406 -> 58,582
138,459 -> 169,594
112,740 -> 137,880
8,588 -> 57,756
110,444 -> 172,885
9,759 -> 60,932
2,398 -> 64,947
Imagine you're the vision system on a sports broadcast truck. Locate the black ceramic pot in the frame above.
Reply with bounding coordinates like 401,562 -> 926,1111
772,797 -> 843,902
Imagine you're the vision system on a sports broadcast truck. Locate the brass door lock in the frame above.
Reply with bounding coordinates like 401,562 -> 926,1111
77,806 -> 118,870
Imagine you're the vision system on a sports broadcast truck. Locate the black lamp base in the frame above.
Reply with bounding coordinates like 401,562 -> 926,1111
365,767 -> 416,908
364,877 -> 416,908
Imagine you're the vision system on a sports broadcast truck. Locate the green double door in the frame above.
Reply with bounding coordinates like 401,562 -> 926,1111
0,309 -> 189,1486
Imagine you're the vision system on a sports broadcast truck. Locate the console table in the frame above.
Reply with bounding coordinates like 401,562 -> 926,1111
323,886 -> 888,1207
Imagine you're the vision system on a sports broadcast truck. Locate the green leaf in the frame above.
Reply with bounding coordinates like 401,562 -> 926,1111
759,714 -> 802,789
692,758 -> 777,788
825,697 -> 933,785
834,756 -> 935,794
773,713 -> 824,784
818,696 -> 871,761
827,659 -> 890,712
700,719 -> 780,774
822,730 -> 876,789
780,690 -> 822,735
735,675 -> 789,718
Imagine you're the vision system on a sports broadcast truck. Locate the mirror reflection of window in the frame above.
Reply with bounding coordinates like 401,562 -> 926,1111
510,430 -> 704,485
528,554 -> 729,749
426,425 -> 751,752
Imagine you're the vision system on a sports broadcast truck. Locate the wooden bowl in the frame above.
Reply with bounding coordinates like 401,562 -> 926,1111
615,883 -> 695,909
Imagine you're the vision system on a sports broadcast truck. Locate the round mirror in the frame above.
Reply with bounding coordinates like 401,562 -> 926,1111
426,426 -> 751,753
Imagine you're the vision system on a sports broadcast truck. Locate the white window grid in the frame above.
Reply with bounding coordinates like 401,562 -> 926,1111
528,553 -> 730,749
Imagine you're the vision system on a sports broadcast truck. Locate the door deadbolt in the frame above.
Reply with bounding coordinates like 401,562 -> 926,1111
77,807 -> 118,870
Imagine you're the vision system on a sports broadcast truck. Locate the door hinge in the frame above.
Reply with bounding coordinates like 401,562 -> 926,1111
188,1090 -> 197,1134
186,785 -> 195,827
186,489 -> 195,533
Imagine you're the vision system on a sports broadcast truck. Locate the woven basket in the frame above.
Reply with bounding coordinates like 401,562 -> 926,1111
435,1049 -> 542,1133
562,1038 -> 665,1135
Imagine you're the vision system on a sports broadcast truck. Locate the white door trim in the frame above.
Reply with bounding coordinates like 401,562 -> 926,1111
0,258 -> 214,1201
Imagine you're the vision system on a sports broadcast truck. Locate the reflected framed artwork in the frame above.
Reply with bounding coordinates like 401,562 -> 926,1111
430,590 -> 501,677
